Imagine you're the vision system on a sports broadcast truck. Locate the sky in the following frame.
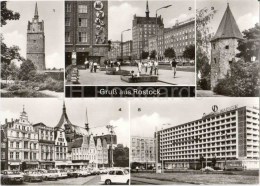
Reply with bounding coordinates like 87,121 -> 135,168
197,0 -> 259,35
1,1 -> 64,69
0,98 -> 130,147
108,0 -> 195,41
130,97 -> 259,138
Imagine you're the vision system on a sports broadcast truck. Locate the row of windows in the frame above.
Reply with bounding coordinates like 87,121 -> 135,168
10,141 -> 37,149
65,17 -> 88,27
65,4 -> 87,13
65,32 -> 87,42
9,152 -> 37,160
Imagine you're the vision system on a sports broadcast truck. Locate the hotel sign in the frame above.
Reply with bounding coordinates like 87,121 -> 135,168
202,105 -> 238,119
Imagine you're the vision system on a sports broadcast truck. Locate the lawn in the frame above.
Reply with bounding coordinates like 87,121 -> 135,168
132,171 -> 259,184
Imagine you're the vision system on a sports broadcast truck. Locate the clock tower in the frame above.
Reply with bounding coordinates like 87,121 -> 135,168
26,2 -> 46,70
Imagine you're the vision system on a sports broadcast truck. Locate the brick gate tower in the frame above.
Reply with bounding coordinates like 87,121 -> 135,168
210,4 -> 243,90
27,2 -> 46,70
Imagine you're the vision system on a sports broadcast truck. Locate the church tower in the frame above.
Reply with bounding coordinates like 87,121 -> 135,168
145,0 -> 150,18
27,2 -> 46,70
210,3 -> 243,90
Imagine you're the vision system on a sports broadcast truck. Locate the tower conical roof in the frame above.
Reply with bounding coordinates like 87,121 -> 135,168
211,4 -> 243,42
55,101 -> 72,129
145,0 -> 149,18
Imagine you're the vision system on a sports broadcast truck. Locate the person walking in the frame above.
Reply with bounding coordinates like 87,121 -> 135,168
89,61 -> 93,73
93,61 -> 98,73
150,61 -> 154,75
171,57 -> 177,78
138,61 -> 142,74
154,60 -> 158,75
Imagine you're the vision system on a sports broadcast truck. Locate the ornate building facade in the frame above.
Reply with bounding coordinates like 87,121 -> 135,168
26,3 -> 46,70
2,107 -> 39,170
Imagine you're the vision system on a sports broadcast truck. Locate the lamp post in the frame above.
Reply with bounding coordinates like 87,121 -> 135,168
121,29 -> 131,63
155,5 -> 172,62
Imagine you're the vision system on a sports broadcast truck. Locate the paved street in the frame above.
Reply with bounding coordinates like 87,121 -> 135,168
67,66 -> 195,86
20,175 -> 101,185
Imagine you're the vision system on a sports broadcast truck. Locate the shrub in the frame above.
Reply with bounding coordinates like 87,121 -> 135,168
214,60 -> 260,96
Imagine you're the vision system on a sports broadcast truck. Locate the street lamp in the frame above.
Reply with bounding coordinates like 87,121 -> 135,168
156,5 -> 172,62
121,29 -> 131,63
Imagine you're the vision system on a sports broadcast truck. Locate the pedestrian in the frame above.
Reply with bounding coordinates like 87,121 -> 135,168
138,61 -> 142,74
171,57 -> 178,78
150,61 -> 154,75
84,59 -> 89,69
154,60 -> 158,75
117,61 -> 121,71
104,59 -> 108,70
144,62 -> 148,74
89,61 -> 93,73
93,61 -> 98,72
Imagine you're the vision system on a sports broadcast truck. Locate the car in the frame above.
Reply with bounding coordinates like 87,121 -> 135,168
1,170 -> 23,184
53,169 -> 67,179
67,169 -> 80,178
99,168 -> 108,174
23,170 -> 43,182
38,169 -> 58,180
91,168 -> 100,175
78,169 -> 90,177
100,169 -> 130,185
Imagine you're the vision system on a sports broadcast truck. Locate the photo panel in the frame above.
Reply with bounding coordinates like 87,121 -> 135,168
1,1 -> 65,98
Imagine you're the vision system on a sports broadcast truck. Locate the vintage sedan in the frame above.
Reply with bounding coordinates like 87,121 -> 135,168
1,170 -> 23,184
100,169 -> 130,185
23,170 -> 43,182
38,169 -> 58,180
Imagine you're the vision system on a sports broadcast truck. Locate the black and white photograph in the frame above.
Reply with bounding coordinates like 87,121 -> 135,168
130,98 -> 259,185
1,1 -> 64,97
65,0 -> 196,86
196,0 -> 260,97
0,99 -> 130,185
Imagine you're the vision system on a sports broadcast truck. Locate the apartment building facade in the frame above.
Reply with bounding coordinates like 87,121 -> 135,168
157,105 -> 259,170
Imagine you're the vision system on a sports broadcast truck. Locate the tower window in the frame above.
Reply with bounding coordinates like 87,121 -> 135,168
65,17 -> 70,26
229,61 -> 232,65
225,45 -> 229,49
78,32 -> 87,42
33,40 -> 36,43
78,18 -> 87,27
213,43 -> 216,49
214,58 -> 217,64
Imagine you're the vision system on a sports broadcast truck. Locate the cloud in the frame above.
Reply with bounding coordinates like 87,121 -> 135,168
46,52 -> 64,69
108,2 -> 141,41
131,112 -> 172,138
0,110 -> 17,124
3,30 -> 26,58
237,13 -> 258,32
167,13 -> 194,27
110,117 -> 130,147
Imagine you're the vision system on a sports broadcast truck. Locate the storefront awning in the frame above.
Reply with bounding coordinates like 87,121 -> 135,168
9,162 -> 20,165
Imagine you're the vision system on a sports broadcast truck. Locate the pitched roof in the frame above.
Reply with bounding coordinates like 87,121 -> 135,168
70,124 -> 89,136
211,4 -> 243,42
55,103 -> 73,129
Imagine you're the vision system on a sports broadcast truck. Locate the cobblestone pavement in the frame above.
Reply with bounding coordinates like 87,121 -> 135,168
67,66 -> 195,86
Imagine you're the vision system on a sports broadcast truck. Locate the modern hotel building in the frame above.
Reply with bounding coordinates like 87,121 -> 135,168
157,105 -> 259,170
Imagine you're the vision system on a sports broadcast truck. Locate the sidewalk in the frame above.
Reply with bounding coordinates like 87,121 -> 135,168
69,66 -> 195,86
197,90 -> 227,97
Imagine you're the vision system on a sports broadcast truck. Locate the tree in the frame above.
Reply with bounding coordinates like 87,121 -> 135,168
164,47 -> 176,59
196,7 -> 217,90
1,1 -> 20,26
213,60 -> 260,96
141,51 -> 149,59
18,60 -> 36,81
236,24 -> 260,62
113,145 -> 129,167
183,44 -> 195,60
150,50 -> 157,59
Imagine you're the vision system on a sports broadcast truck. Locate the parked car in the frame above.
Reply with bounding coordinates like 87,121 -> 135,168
67,169 -> 80,178
1,170 -> 23,184
55,169 -> 68,178
100,169 -> 130,185
23,170 -> 43,182
38,169 -> 58,180
91,168 -> 100,175
78,169 -> 90,177
99,168 -> 108,174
